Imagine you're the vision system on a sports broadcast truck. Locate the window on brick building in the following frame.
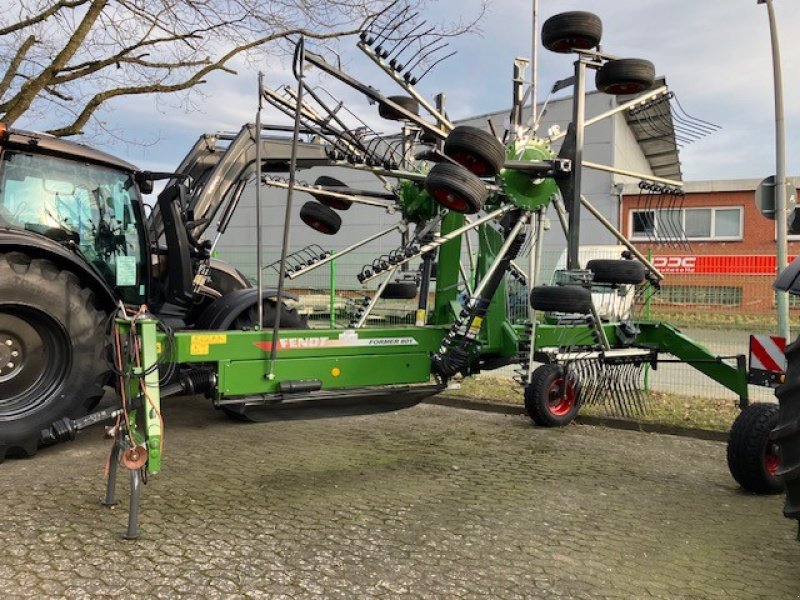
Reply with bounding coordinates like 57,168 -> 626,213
630,206 -> 742,241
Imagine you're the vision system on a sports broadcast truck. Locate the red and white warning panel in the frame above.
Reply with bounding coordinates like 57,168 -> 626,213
748,334 -> 787,387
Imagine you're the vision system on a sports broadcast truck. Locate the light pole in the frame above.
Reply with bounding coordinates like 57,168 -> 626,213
759,0 -> 790,340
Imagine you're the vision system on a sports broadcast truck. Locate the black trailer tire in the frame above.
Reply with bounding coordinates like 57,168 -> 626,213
587,259 -> 646,285
311,176 -> 353,211
775,338 -> 800,521
378,95 -> 419,121
444,126 -> 506,177
380,282 -> 418,300
300,201 -> 342,235
541,11 -> 603,54
424,162 -> 487,214
595,59 -> 655,95
525,364 -> 581,427
727,402 -> 783,495
530,285 -> 592,313
0,252 -> 108,461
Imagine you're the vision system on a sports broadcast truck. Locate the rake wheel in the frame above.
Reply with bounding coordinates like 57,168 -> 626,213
525,364 -> 581,427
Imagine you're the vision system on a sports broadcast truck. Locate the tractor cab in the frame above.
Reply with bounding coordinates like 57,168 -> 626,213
0,127 -> 149,304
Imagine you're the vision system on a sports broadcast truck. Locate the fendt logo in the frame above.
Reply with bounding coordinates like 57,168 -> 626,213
653,256 -> 697,273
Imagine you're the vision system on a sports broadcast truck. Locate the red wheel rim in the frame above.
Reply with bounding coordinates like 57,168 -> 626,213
765,442 -> 780,477
450,151 -> 491,177
303,217 -> 333,234
551,36 -> 596,52
604,82 -> 648,95
432,188 -> 469,212
547,377 -> 576,416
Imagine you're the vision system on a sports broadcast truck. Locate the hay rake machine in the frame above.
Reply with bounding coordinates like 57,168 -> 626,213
40,5 -> 765,537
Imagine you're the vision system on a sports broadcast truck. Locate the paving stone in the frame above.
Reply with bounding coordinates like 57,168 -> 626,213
0,399 -> 799,598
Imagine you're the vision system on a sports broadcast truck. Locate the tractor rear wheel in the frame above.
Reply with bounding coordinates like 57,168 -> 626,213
0,253 -> 108,461
727,402 -> 783,495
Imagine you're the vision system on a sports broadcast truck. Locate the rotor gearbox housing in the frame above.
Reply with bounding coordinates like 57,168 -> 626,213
500,141 -> 558,211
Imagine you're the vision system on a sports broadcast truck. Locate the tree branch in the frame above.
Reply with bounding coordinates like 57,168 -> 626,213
1,0 -> 109,125
0,0 -> 89,36
46,26 -> 363,137
0,34 -> 35,101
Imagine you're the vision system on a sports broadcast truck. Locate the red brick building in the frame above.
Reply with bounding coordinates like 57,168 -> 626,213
620,178 -> 800,314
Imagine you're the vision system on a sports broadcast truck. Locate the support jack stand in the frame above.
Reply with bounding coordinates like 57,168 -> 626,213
101,430 -> 144,540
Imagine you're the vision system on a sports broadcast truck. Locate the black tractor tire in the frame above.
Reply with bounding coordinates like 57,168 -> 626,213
378,95 -> 419,121
222,300 -> 308,421
530,285 -> 592,313
424,162 -> 487,215
444,126 -> 506,178
0,252 -> 108,461
300,201 -> 342,235
595,59 -> 655,95
380,282 -> 418,300
228,300 -> 308,332
587,259 -> 646,285
525,364 -> 581,427
311,176 -> 352,211
774,338 -> 800,521
727,403 -> 783,495
541,11 -> 603,54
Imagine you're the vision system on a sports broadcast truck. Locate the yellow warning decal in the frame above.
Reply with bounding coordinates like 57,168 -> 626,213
469,316 -> 483,333
190,334 -> 227,356
156,342 -> 163,355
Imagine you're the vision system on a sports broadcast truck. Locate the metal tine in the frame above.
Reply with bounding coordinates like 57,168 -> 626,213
369,5 -> 412,49
671,94 -> 721,133
647,95 -> 709,141
414,49 -> 457,83
375,11 -> 421,58
403,39 -> 448,78
297,81 -> 380,163
643,109 -> 697,146
389,23 -> 435,70
359,0 -> 403,43
262,88 -> 357,157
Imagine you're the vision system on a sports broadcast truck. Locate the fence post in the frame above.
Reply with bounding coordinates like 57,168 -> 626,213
329,252 -> 336,328
643,248 -> 653,392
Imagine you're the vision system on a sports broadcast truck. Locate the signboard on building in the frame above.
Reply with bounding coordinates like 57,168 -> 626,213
652,255 -> 797,275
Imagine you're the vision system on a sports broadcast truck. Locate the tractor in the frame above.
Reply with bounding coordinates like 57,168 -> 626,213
0,123 -> 314,460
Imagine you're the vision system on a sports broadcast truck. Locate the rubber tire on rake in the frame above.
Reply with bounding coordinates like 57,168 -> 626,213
444,126 -> 506,178
380,282 -> 418,300
424,162 -> 488,215
525,364 -> 581,427
727,402 -> 783,495
586,259 -> 646,285
529,285 -> 593,313
311,176 -> 352,211
541,11 -> 603,54
595,59 -> 655,95
378,95 -> 419,121
300,201 -> 342,235
0,253 -> 108,462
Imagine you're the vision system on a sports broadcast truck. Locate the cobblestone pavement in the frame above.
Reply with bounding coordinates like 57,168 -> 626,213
1,399 -> 799,599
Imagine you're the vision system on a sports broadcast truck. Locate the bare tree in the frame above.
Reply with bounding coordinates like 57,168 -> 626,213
0,0 -> 478,138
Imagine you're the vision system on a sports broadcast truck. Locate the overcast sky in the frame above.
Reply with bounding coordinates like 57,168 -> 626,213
30,0 -> 800,183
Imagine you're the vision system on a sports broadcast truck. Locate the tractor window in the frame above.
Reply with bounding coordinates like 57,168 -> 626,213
0,150 -> 145,302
